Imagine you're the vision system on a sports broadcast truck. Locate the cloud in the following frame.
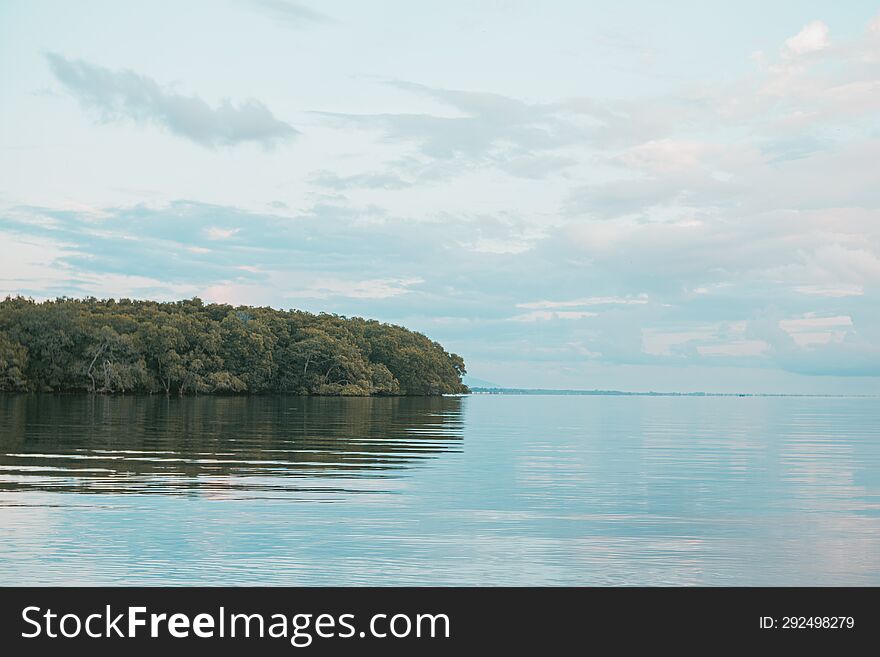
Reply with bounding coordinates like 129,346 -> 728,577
747,311 -> 880,377
311,170 -> 413,191
206,227 -> 241,240
286,276 -> 424,300
46,53 -> 297,148
248,0 -> 331,27
794,284 -> 863,298
511,310 -> 598,322
2,196 -> 879,382
783,20 -> 831,56
8,12 -> 880,390
310,82 -> 708,203
317,81 -> 590,182
617,139 -> 716,174
0,201 -> 456,305
778,313 -> 852,346
518,296 -> 649,309
697,340 -> 768,357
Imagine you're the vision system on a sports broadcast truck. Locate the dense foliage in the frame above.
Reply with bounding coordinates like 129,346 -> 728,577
0,297 -> 468,396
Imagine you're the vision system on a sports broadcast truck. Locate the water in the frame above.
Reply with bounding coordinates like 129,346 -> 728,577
0,394 -> 878,585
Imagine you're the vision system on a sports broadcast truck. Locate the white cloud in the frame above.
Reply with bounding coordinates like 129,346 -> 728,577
617,139 -> 711,173
697,340 -> 769,357
518,295 -> 648,309
642,328 -> 716,356
783,20 -> 831,56
248,0 -> 331,27
463,237 -> 535,255
778,314 -> 852,331
511,310 -> 598,322
794,284 -> 863,297
285,276 -> 424,300
779,314 -> 852,347
205,227 -> 240,240
0,232 -> 71,297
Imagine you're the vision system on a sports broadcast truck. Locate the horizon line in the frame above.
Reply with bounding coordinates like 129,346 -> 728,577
467,387 -> 880,398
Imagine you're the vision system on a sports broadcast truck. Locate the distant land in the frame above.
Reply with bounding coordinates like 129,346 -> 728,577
469,387 -> 877,398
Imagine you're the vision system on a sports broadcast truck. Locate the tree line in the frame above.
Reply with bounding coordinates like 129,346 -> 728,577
0,297 -> 468,396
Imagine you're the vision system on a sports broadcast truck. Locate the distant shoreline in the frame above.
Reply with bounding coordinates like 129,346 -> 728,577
469,387 -> 879,398
0,389 -> 874,399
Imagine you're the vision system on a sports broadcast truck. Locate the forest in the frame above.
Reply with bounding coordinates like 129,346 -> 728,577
0,297 -> 468,396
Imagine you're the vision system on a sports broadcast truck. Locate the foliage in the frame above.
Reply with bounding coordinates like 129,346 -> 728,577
0,297 -> 468,396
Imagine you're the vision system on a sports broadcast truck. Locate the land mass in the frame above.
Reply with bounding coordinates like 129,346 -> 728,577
0,297 -> 468,396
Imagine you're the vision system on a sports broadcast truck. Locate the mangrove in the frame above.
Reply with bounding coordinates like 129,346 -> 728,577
0,297 -> 468,396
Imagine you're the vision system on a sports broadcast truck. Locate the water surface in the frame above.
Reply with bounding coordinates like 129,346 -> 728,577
1,394 -> 878,585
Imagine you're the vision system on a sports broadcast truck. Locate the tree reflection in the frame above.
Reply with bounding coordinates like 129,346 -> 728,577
0,395 -> 464,496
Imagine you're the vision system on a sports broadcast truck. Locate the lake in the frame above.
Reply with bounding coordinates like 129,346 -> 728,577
1,394 -> 878,585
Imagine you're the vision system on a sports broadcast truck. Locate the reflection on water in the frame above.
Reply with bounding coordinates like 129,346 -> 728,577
0,394 -> 878,585
0,395 -> 463,496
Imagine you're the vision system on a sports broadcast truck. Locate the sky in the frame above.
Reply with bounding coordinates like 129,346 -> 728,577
1,0 -> 880,393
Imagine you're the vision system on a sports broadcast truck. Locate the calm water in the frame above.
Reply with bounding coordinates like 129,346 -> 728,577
0,394 -> 878,585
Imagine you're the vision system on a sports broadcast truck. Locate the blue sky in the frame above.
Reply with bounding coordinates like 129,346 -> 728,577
2,1 -> 880,393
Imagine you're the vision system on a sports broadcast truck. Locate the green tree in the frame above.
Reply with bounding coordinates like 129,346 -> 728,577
0,296 -> 468,396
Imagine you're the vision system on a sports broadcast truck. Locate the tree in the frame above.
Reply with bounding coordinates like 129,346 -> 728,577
0,331 -> 28,391
0,297 -> 469,396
